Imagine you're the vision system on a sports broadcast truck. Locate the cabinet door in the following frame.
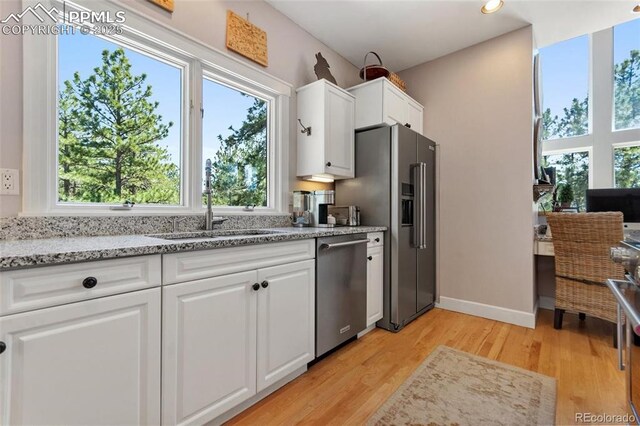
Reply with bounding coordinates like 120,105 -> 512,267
367,245 -> 384,326
0,288 -> 161,426
256,260 -> 315,392
162,271 -> 258,426
407,100 -> 424,135
325,86 -> 355,178
383,83 -> 408,126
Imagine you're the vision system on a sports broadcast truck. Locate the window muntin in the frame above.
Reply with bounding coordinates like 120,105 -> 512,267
614,144 -> 640,188
540,35 -> 590,140
613,19 -> 640,131
202,77 -> 269,207
57,30 -> 183,205
543,151 -> 590,211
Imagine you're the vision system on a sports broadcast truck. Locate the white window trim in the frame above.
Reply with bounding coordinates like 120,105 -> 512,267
541,26 -> 640,190
22,0 -> 291,216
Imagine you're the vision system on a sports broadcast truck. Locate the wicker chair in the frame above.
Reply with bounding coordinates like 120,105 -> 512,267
546,212 -> 626,344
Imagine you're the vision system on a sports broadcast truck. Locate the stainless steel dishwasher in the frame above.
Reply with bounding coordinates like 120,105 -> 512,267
316,233 -> 368,358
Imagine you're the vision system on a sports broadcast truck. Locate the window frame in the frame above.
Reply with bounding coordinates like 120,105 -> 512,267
22,0 -> 291,216
540,22 -> 640,191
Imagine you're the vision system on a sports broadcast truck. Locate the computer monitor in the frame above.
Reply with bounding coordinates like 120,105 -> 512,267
586,188 -> 640,231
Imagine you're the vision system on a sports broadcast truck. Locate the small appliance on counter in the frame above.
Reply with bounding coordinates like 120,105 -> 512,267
292,190 -> 312,227
328,205 -> 360,226
309,190 -> 335,228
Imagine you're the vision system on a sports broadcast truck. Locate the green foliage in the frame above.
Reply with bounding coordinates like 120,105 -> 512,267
542,98 -> 589,140
557,183 -> 574,204
615,145 -> 640,188
58,48 -> 180,204
614,50 -> 640,130
206,97 -> 268,207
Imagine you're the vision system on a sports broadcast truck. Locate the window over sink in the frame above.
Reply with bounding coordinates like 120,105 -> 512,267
22,0 -> 289,215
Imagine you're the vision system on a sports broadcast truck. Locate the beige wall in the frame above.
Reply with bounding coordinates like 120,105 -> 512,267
0,0 -> 354,216
399,27 -> 536,316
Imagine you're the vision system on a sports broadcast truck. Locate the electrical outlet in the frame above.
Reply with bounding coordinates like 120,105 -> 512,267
0,169 -> 20,195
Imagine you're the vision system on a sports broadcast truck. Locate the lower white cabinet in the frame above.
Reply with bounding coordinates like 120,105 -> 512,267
366,233 -> 384,327
162,271 -> 258,426
0,287 -> 161,426
257,260 -> 315,392
162,259 -> 315,425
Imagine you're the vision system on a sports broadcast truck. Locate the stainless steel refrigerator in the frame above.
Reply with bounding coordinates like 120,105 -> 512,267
336,124 -> 436,332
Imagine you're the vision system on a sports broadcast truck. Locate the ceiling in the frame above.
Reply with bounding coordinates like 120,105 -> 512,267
267,0 -> 640,72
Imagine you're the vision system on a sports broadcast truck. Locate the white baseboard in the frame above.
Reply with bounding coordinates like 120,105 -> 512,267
538,296 -> 555,311
437,296 -> 536,329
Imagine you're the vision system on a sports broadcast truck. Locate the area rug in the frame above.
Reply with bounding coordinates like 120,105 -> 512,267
368,345 -> 556,426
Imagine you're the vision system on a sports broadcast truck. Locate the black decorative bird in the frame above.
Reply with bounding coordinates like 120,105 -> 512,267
314,52 -> 337,85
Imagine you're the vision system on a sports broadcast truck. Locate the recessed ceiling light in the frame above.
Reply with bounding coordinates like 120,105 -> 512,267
634,4 -> 640,12
481,0 -> 504,14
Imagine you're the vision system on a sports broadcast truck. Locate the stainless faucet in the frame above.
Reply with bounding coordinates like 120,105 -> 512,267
204,159 -> 228,230
205,159 -> 214,230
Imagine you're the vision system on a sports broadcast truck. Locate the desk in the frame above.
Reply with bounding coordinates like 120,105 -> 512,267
534,239 -> 554,256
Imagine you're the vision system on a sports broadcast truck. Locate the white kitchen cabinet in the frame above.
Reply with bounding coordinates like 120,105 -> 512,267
366,234 -> 384,327
297,79 -> 355,180
162,257 -> 315,425
348,78 -> 424,135
256,260 -> 315,392
162,271 -> 258,426
0,287 -> 161,426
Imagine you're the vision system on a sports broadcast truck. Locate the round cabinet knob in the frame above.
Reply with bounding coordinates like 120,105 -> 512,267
375,238 -> 380,243
326,161 -> 332,167
368,256 -> 373,261
82,277 -> 98,289
261,281 -> 269,288
0,342 -> 5,354
252,283 -> 260,291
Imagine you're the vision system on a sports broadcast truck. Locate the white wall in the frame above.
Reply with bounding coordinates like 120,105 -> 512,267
0,0 -> 353,216
399,26 -> 537,327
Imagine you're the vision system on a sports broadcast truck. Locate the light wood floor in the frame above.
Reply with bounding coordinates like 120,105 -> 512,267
227,308 -> 627,425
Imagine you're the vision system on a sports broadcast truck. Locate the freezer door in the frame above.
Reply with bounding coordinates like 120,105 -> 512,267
391,125 -> 418,326
417,134 -> 436,311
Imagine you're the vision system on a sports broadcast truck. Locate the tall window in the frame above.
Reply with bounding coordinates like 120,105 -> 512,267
613,19 -> 640,131
57,31 -> 183,205
202,78 -> 268,207
540,35 -> 590,140
539,18 -> 640,212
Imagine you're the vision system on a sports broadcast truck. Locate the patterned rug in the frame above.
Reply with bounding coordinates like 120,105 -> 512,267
368,345 -> 556,426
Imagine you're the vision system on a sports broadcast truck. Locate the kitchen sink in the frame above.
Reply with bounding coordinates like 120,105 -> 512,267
149,229 -> 286,241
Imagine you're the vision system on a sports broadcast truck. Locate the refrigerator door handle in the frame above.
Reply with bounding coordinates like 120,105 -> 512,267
411,162 -> 428,250
411,163 -> 427,249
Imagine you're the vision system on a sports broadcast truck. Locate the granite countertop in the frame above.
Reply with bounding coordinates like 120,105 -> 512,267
0,226 -> 387,270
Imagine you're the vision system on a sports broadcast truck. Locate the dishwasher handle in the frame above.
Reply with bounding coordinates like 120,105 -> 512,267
320,239 -> 370,250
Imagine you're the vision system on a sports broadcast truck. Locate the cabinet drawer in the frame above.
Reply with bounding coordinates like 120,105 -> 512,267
0,255 -> 161,316
367,232 -> 384,248
163,240 -> 316,285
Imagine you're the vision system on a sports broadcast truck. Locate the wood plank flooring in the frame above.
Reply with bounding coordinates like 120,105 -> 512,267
227,308 -> 627,425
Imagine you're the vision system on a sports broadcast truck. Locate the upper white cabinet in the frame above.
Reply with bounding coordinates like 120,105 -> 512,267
0,287 -> 161,426
348,78 -> 424,135
297,79 -> 355,180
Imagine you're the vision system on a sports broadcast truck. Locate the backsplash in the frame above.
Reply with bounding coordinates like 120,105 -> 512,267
0,214 -> 292,240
